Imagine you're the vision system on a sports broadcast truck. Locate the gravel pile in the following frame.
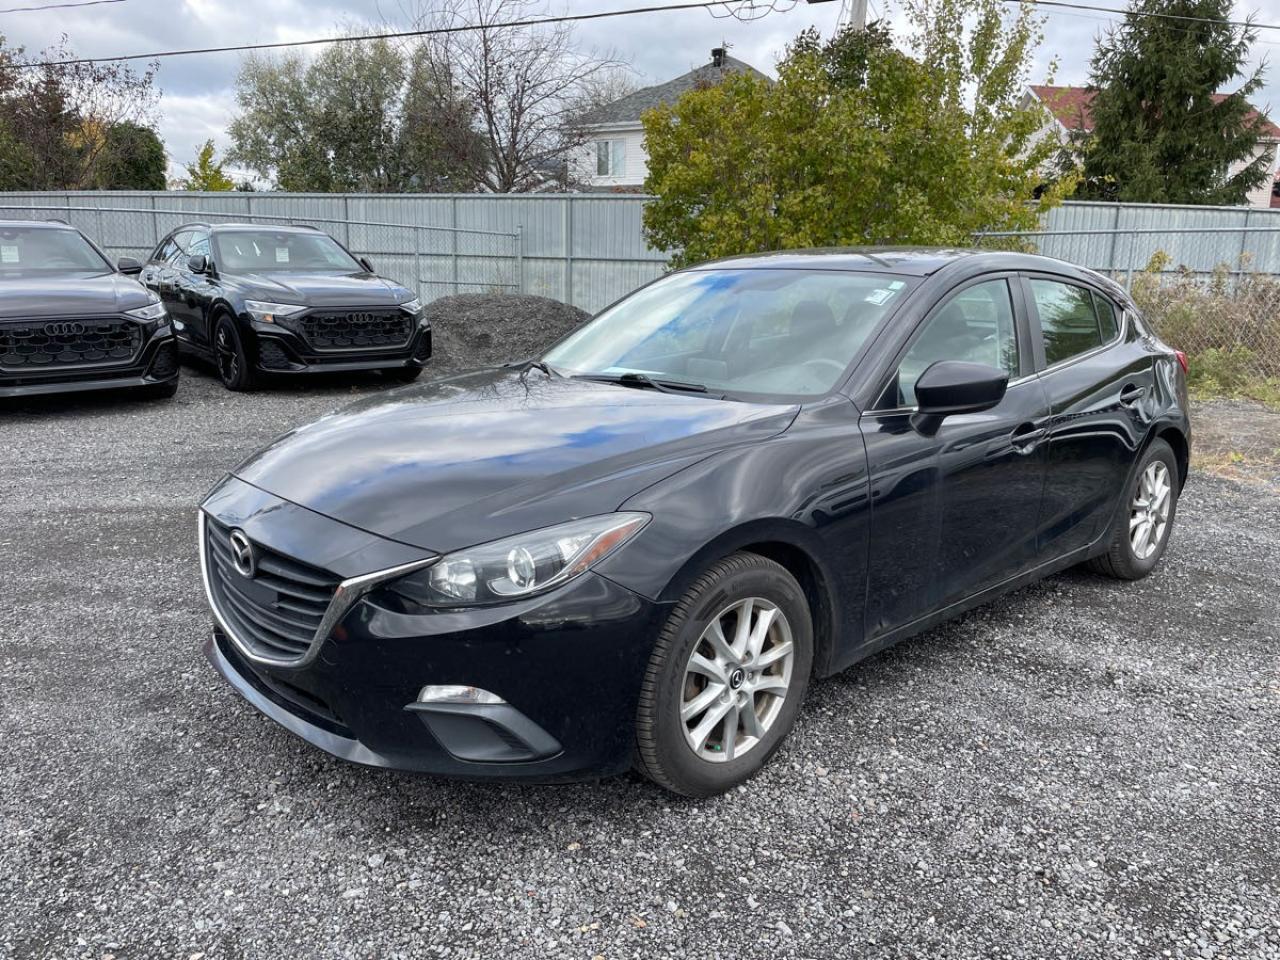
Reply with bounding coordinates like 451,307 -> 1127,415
425,294 -> 590,372
1,357 -> 1278,958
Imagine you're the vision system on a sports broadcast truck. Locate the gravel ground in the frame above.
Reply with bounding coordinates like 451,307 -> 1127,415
1,313 -> 1278,958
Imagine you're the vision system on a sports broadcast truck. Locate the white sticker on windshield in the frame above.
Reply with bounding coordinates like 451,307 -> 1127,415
0,245 -> 19,263
275,247 -> 290,263
865,288 -> 894,305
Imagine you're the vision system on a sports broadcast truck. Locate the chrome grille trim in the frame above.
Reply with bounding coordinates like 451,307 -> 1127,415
198,510 -> 437,670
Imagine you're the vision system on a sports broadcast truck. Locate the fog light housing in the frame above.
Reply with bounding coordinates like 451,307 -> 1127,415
417,684 -> 505,705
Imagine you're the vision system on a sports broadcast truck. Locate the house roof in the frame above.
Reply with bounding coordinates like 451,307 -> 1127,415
582,52 -> 769,126
1029,84 -> 1280,139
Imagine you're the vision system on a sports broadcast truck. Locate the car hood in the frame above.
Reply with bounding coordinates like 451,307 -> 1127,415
0,272 -> 154,319
232,368 -> 798,553
230,271 -> 409,308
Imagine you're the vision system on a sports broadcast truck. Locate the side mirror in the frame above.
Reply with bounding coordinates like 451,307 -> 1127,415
358,256 -> 374,274
187,254 -> 208,275
117,256 -> 143,276
911,361 -> 1008,434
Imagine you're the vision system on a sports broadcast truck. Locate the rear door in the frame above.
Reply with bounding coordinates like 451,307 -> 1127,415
861,274 -> 1049,638
1021,274 -> 1156,558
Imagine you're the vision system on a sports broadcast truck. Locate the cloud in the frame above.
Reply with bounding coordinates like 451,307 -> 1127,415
4,0 -> 1280,176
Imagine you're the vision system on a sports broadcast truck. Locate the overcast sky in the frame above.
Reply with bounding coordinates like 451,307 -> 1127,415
4,0 -> 1280,182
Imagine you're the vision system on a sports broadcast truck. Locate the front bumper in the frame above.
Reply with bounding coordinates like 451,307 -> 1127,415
249,317 -> 431,375
201,478 -> 668,781
0,326 -> 178,398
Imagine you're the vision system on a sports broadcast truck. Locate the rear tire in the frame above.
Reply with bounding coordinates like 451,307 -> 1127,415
384,366 -> 422,384
1087,438 -> 1179,580
635,552 -> 813,798
213,315 -> 256,392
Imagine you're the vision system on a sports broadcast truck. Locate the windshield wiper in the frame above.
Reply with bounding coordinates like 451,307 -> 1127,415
576,372 -> 717,396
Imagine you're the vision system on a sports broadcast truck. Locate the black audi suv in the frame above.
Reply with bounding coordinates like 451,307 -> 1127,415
0,220 -> 178,400
142,223 -> 430,390
199,248 -> 1190,797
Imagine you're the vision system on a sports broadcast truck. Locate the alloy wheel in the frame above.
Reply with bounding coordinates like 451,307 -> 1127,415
215,324 -> 239,385
680,597 -> 795,763
1130,460 -> 1172,560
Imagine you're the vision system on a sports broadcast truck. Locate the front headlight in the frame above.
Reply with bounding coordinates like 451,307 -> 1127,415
391,513 -> 649,608
400,297 -> 423,314
245,300 -> 306,323
125,301 -> 167,322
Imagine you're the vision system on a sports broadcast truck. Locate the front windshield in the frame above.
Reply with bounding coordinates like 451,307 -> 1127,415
212,230 -> 362,273
0,226 -> 111,278
544,268 -> 916,398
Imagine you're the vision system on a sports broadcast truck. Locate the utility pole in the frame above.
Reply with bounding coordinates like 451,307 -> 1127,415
847,0 -> 867,30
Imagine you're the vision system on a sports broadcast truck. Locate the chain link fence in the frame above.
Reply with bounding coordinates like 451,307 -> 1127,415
0,202 -> 523,302
976,226 -> 1280,398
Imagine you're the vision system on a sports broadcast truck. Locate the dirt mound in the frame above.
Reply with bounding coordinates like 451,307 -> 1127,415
425,293 -> 590,374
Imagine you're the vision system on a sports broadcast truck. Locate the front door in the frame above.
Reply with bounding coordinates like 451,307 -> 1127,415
861,275 -> 1050,639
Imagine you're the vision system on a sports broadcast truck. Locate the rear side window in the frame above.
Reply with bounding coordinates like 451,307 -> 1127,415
1092,291 -> 1119,341
1029,279 -> 1114,366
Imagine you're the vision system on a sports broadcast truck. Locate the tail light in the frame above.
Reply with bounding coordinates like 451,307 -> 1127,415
1174,350 -> 1188,374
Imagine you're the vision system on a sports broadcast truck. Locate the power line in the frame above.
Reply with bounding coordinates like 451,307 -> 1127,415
12,0 -> 778,68
1010,0 -> 1280,33
0,0 -> 124,12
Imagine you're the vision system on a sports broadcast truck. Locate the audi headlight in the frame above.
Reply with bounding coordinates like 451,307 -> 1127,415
245,300 -> 305,324
400,297 -> 423,314
391,513 -> 649,608
125,300 -> 167,322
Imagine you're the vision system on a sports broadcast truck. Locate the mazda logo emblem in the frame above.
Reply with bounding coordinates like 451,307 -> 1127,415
228,529 -> 257,579
44,321 -> 84,337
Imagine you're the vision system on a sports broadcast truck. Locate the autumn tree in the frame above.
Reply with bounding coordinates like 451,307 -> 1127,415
0,35 -> 161,190
176,139 -> 235,191
642,2 -> 1066,266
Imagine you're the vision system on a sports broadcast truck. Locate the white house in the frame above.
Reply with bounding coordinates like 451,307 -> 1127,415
573,48 -> 769,192
1022,84 -> 1280,209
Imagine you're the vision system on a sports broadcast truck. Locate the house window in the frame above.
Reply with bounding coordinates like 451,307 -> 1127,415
595,139 -> 625,177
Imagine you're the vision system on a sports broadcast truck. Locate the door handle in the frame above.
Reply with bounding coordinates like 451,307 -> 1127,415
1010,423 -> 1047,454
1119,384 -> 1147,407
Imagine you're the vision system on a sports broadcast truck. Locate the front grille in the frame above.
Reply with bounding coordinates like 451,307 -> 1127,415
298,310 -> 413,351
205,517 -> 341,663
0,317 -> 142,370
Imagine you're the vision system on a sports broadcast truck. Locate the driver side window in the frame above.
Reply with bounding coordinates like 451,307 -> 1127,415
883,278 -> 1019,409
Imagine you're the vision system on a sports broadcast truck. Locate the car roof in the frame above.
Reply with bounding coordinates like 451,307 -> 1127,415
202,222 -> 321,234
0,219 -> 78,231
686,247 -> 1097,279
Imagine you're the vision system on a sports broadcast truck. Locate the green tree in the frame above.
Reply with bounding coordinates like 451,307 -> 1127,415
642,1 -> 1066,267
93,122 -> 166,190
1075,0 -> 1269,204
228,38 -> 484,192
177,139 -> 235,191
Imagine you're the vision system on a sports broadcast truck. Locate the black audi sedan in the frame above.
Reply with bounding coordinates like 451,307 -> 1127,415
199,248 -> 1190,796
143,222 -> 430,390
0,220 -> 178,400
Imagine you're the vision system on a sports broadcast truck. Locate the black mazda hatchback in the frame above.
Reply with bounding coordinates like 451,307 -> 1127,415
199,249 -> 1190,796
143,222 -> 430,390
0,220 -> 178,400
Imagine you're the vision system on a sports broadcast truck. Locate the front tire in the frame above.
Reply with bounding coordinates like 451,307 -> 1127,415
1087,438 -> 1180,580
213,315 -> 256,392
635,552 -> 813,797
